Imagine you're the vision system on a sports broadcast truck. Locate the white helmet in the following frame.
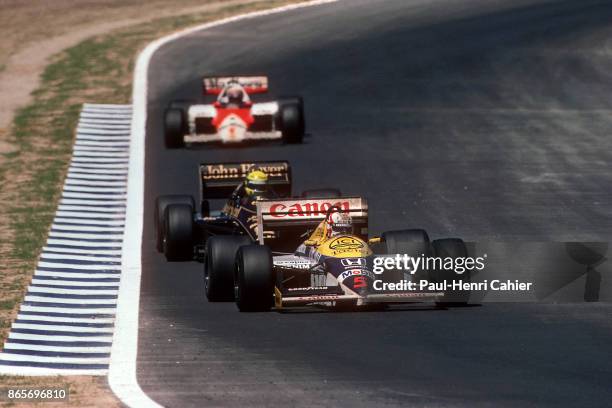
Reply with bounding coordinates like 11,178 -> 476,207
225,85 -> 244,106
326,211 -> 353,237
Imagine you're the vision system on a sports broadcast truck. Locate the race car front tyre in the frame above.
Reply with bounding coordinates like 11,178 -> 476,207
431,238 -> 471,306
164,108 -> 186,148
235,245 -> 273,312
279,103 -> 304,144
163,204 -> 194,261
168,99 -> 195,112
277,96 -> 305,128
205,235 -> 252,302
155,195 -> 195,252
278,96 -> 304,109
301,188 -> 342,198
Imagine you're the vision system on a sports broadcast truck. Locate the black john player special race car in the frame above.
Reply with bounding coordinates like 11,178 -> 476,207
203,196 -> 473,311
164,76 -> 305,148
154,160 -> 342,264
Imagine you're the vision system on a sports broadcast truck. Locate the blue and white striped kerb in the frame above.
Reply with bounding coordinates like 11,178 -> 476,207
0,104 -> 132,375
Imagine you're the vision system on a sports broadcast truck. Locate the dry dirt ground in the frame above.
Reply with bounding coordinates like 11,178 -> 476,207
0,1 -> 281,406
0,0 -> 271,141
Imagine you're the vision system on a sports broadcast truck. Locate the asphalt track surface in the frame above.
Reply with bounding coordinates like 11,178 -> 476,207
138,1 -> 612,406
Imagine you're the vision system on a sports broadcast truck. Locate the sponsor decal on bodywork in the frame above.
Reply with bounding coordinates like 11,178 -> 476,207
338,269 -> 375,283
341,258 -> 366,267
329,236 -> 364,251
203,76 -> 269,94
258,197 -> 367,220
274,259 -> 313,269
202,162 -> 289,180
287,286 -> 330,291
269,201 -> 350,218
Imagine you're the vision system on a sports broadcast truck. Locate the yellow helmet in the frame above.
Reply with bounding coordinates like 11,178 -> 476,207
245,170 -> 269,196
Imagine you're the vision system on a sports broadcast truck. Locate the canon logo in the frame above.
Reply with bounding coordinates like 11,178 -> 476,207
269,201 -> 350,218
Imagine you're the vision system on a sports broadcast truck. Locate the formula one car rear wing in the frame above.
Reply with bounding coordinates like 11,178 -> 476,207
202,76 -> 269,95
256,197 -> 369,249
200,160 -> 291,200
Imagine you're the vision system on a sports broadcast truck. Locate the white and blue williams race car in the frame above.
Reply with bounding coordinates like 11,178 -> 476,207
203,196 -> 473,312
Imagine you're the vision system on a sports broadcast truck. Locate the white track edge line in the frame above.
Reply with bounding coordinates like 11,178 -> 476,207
107,0 -> 337,406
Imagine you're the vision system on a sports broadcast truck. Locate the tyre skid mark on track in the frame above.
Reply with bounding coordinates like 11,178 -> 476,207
0,104 -> 131,376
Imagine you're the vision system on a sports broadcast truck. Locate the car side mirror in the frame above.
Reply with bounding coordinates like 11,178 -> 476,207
304,239 -> 317,247
368,237 -> 381,244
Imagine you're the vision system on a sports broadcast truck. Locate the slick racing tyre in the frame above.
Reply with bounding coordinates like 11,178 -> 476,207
235,245 -> 274,312
278,99 -> 304,144
205,235 -> 252,302
169,99 -> 195,112
381,229 -> 431,282
301,188 -> 342,198
431,238 -> 471,306
163,204 -> 194,261
164,107 -> 186,148
278,96 -> 304,109
382,229 -> 431,255
155,195 -> 195,252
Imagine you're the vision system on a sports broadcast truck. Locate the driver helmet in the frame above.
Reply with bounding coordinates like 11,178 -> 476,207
245,170 -> 269,196
226,85 -> 244,106
326,211 -> 353,237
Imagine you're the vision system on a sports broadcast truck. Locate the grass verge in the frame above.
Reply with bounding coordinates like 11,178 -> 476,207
0,376 -> 117,407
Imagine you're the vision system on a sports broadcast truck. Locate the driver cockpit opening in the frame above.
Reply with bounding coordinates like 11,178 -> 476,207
218,81 -> 250,108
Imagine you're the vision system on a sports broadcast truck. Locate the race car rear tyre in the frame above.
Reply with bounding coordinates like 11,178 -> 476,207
301,188 -> 342,198
382,229 -> 431,256
279,103 -> 304,144
235,245 -> 273,312
164,108 -> 186,148
381,229 -> 431,281
205,235 -> 252,302
155,195 -> 194,252
431,238 -> 471,306
163,204 -> 194,261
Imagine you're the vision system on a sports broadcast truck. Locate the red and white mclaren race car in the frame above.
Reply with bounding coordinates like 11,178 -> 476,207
163,76 -> 305,148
